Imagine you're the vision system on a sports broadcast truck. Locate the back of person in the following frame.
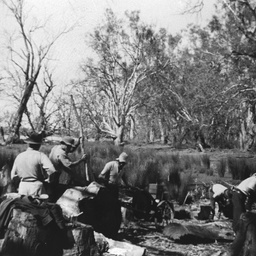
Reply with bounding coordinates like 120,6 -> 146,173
14,150 -> 46,182
11,132 -> 56,197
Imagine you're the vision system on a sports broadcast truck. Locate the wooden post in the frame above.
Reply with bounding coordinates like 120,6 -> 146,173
70,95 -> 91,183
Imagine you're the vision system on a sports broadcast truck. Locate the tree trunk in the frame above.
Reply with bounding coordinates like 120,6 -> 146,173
129,115 -> 135,141
114,125 -> 124,146
6,81 -> 35,144
148,118 -> 155,143
158,118 -> 167,145
240,106 -> 256,151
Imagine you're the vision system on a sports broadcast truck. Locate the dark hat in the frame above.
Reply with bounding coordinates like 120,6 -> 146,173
24,132 -> 44,144
61,136 -> 75,147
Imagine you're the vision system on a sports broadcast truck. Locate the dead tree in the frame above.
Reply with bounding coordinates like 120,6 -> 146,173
2,0 -> 69,144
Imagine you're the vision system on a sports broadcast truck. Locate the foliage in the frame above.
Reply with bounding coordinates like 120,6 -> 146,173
216,158 -> 227,178
227,156 -> 252,180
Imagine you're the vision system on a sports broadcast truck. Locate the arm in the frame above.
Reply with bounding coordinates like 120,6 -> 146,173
58,153 -> 86,175
98,162 -> 111,184
209,189 -> 216,220
69,137 -> 81,153
40,153 -> 57,179
11,162 -> 18,180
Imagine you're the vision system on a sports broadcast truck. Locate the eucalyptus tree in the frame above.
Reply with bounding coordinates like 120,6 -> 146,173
202,0 -> 256,150
181,0 -> 256,151
78,10 -> 169,145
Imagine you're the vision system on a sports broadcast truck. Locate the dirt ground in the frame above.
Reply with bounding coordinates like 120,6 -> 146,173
117,199 -> 234,256
112,147 -> 251,256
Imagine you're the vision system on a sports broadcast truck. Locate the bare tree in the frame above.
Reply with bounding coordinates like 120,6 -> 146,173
79,10 -> 167,145
32,66 -> 57,133
2,0 -> 69,143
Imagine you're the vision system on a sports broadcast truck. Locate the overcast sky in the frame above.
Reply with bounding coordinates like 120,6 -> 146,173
0,0 -> 217,86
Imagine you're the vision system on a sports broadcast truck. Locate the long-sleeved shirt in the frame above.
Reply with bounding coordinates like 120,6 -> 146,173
49,145 -> 73,184
11,147 -> 56,182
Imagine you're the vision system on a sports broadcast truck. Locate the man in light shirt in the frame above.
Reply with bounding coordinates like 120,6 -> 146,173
209,183 -> 233,221
98,152 -> 129,197
49,136 -> 87,185
232,173 -> 256,232
11,132 -> 56,197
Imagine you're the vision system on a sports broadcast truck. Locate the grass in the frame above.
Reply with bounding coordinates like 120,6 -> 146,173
2,142 -> 256,202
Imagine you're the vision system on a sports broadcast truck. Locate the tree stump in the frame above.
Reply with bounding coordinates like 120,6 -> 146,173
1,208 -> 63,256
1,208 -> 97,256
63,223 -> 98,256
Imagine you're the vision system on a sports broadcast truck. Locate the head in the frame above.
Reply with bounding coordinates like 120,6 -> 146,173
60,136 -> 75,152
24,132 -> 43,150
117,152 -> 128,169
224,187 -> 233,200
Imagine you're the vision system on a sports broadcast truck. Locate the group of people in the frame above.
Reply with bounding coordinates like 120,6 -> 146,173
209,174 -> 256,233
11,131 -> 256,235
10,132 -> 129,199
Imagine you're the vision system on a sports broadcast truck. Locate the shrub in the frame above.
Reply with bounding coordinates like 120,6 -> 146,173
216,158 -> 227,178
228,157 -> 250,180
0,142 -> 213,202
206,168 -> 214,176
201,154 -> 210,169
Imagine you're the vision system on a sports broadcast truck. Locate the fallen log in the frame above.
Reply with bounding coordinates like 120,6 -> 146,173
163,221 -> 234,244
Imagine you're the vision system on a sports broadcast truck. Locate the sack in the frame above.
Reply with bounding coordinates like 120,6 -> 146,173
85,181 -> 104,195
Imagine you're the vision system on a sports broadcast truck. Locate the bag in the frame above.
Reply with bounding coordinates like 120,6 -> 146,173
85,181 -> 104,195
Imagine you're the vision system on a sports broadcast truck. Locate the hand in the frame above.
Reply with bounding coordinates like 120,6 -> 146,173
81,154 -> 87,161
44,178 -> 50,183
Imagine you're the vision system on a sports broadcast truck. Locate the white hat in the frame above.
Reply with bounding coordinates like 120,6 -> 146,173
116,152 -> 128,163
61,136 -> 75,147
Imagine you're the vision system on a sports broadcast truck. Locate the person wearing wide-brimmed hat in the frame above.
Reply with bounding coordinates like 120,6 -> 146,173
98,152 -> 129,197
11,132 -> 56,197
49,136 -> 87,185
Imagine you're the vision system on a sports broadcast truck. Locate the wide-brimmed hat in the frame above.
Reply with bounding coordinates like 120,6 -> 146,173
61,136 -> 75,147
116,152 -> 128,163
24,132 -> 44,144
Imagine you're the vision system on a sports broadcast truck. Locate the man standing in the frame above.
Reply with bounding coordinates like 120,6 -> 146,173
232,173 -> 256,232
49,136 -> 87,185
11,132 -> 56,196
98,152 -> 129,197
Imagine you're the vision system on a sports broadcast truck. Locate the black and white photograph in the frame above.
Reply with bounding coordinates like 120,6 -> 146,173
0,0 -> 256,255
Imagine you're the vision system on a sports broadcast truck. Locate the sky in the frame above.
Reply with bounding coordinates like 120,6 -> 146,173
0,0 -> 218,97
